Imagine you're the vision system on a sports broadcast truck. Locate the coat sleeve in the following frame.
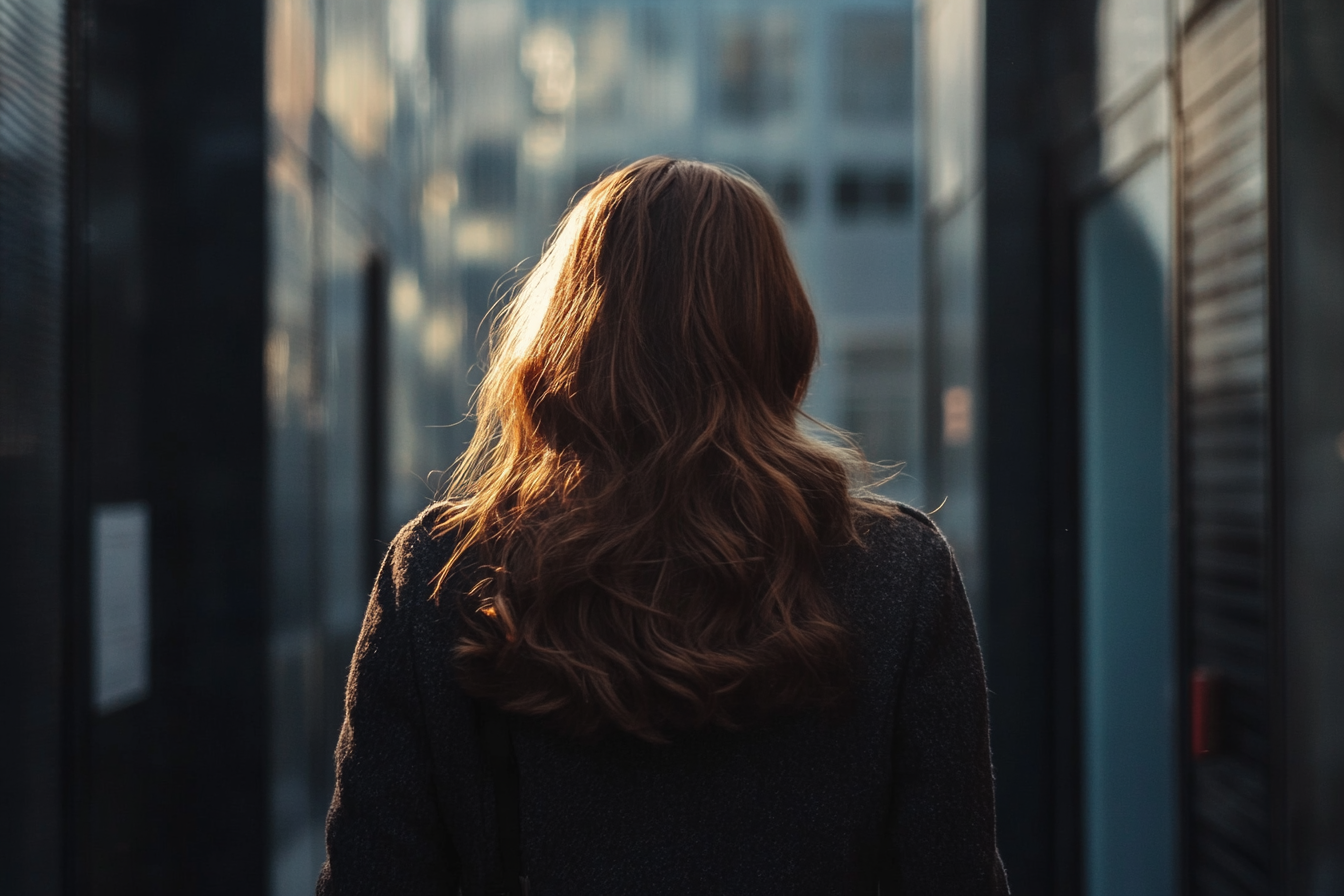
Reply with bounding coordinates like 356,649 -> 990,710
317,526 -> 460,895
889,530 -> 1010,894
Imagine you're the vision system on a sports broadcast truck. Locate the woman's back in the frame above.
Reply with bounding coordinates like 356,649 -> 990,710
318,502 -> 1007,895
317,157 -> 1007,894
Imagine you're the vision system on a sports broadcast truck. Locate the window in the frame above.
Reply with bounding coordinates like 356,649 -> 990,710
832,166 -> 912,220
833,11 -> 913,123
716,12 -> 798,122
734,163 -> 807,219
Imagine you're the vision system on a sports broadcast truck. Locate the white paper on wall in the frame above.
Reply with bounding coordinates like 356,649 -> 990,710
92,502 -> 150,713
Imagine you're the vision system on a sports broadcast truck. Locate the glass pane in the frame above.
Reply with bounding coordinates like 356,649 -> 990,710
1079,152 -> 1176,896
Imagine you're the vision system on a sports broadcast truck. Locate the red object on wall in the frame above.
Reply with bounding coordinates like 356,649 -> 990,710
1191,666 -> 1225,758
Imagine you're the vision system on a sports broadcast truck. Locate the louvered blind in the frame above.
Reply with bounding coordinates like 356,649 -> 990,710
1179,0 -> 1275,892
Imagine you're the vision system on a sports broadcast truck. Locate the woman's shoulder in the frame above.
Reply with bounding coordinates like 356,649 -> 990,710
376,502 -> 463,610
828,496 -> 958,620
851,496 -> 953,566
830,498 -> 966,673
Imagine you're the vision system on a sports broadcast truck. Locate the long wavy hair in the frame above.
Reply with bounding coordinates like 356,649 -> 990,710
433,156 -> 890,742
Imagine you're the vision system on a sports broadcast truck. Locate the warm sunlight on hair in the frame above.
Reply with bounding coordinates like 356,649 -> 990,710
431,156 -> 894,743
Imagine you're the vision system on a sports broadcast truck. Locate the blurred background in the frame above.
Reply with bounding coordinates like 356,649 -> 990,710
1,0 -> 1342,892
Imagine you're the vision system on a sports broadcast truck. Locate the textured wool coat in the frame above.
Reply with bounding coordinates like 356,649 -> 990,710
318,502 -> 1010,895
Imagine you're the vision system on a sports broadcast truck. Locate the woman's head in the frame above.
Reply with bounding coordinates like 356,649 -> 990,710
489,156 -> 818,464
438,157 -> 886,742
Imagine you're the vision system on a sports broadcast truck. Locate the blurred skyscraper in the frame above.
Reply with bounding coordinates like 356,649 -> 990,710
267,0 -> 922,891
433,0 -> 924,509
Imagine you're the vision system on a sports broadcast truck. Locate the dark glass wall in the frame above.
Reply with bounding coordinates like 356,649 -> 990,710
0,1 -> 67,892
1277,0 -> 1344,888
63,0 -> 271,890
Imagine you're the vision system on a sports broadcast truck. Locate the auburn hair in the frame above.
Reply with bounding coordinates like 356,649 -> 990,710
433,156 -> 890,742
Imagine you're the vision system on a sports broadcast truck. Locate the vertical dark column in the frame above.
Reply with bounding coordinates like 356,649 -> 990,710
1275,0 -> 1344,888
60,0 -> 270,883
1040,150 -> 1083,896
62,0 -> 93,890
979,0 -> 1058,889
362,252 -> 389,583
141,0 -> 269,887
60,0 -> 272,889
973,1 -> 1100,891
0,1 -> 67,892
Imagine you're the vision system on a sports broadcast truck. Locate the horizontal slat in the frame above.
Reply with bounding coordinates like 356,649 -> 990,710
1191,603 -> 1268,643
1189,352 -> 1267,393
1184,48 -> 1263,135
1192,528 -> 1268,555
1190,556 -> 1266,586
1196,763 -> 1269,824
1184,76 -> 1264,169
1188,281 -> 1264,323
1188,411 -> 1266,437
1185,197 -> 1269,248
1187,267 -> 1265,309
1190,613 -> 1270,659
1185,162 -> 1267,229
1189,572 -> 1266,600
1189,485 -> 1267,517
1191,558 -> 1266,596
1188,433 -> 1268,461
1190,556 -> 1267,591
1188,455 -> 1268,482
1186,213 -> 1266,277
1185,134 -> 1265,209
1188,312 -> 1266,364
1187,390 -> 1267,422
1183,0 -> 1263,104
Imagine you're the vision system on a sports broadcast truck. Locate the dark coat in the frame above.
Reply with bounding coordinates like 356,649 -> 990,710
317,502 -> 1010,895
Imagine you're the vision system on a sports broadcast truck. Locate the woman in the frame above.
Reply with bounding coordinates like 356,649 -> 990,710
318,157 -> 1008,895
